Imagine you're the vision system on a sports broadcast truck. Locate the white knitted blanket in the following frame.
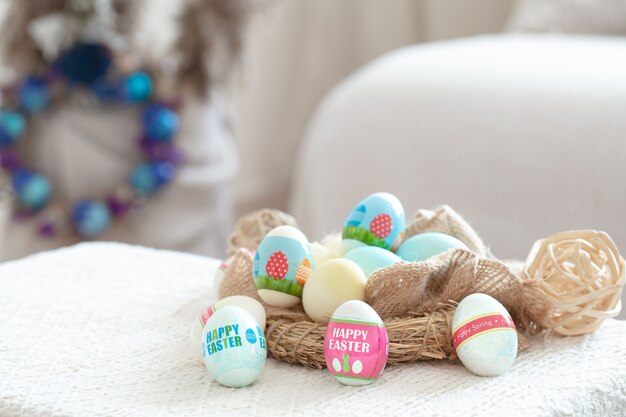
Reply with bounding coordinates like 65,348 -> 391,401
1,243 -> 625,417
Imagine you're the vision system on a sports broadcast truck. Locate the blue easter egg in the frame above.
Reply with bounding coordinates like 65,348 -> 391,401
342,192 -> 405,250
72,200 -> 111,238
343,246 -> 402,278
142,104 -> 179,142
19,77 -> 50,113
11,169 -> 51,210
0,111 -> 25,147
202,306 -> 266,387
253,225 -> 314,307
396,232 -> 469,262
123,71 -> 152,102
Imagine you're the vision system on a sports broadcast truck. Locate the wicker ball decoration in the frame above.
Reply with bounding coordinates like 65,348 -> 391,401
523,230 -> 625,336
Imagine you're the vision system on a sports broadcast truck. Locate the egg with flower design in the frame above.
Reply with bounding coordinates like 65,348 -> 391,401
253,225 -> 314,307
342,192 -> 406,251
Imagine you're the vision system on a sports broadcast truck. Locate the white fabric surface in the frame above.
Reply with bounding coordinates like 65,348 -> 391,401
1,243 -> 625,416
289,34 -> 626,319
0,94 -> 237,262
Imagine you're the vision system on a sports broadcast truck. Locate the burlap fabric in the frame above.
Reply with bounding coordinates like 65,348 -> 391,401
227,209 -> 299,257
219,207 -> 547,368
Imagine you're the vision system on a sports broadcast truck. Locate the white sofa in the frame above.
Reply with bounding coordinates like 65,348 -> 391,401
289,34 -> 626,318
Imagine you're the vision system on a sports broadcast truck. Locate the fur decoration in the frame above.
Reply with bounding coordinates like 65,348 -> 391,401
0,0 -> 260,97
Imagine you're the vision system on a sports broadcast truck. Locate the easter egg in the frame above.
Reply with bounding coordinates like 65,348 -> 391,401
311,234 -> 345,266
325,300 -> 388,386
191,295 -> 266,362
214,254 -> 238,288
343,246 -> 402,278
342,192 -> 405,250
452,293 -> 517,377
302,259 -> 366,323
397,232 -> 469,262
202,306 -> 267,387
253,226 -> 314,307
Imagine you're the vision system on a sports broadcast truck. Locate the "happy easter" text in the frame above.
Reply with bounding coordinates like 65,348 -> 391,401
327,327 -> 370,353
205,324 -> 242,355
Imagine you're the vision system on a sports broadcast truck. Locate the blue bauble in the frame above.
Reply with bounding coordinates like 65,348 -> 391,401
122,71 -> 152,102
130,161 -> 176,195
18,77 -> 50,113
54,43 -> 111,85
0,111 -> 25,147
11,169 -> 52,210
142,104 -> 179,141
150,161 -> 176,187
72,200 -> 111,238
130,164 -> 156,194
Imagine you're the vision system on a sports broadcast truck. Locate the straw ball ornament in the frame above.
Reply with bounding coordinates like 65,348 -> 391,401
524,230 -> 625,336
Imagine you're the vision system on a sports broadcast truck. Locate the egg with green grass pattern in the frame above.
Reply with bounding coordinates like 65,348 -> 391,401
342,192 -> 405,250
253,225 -> 314,307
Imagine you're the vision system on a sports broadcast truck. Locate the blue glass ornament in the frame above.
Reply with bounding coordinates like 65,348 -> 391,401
72,200 -> 111,238
151,161 -> 176,187
122,72 -> 152,102
142,104 -> 179,142
11,168 -> 52,210
130,164 -> 156,194
0,111 -> 25,147
54,43 -> 111,85
129,161 -> 176,195
18,77 -> 50,113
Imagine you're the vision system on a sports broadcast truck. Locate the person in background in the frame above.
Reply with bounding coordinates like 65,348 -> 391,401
0,0 -> 258,261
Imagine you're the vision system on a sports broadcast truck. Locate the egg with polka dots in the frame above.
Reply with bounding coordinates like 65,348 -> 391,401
253,225 -> 314,307
343,192 -> 406,250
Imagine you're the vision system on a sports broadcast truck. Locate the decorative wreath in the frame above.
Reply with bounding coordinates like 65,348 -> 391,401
219,207 -> 624,368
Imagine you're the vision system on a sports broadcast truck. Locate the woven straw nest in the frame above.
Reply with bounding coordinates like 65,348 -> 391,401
219,208 -> 624,369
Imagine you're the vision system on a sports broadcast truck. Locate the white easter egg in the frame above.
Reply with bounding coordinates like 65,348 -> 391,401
302,259 -> 366,323
253,225 -> 314,307
190,295 -> 267,362
332,357 -> 342,372
451,293 -> 518,377
214,254 -> 237,288
202,306 -> 267,387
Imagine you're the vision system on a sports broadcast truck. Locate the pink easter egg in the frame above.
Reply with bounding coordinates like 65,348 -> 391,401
324,300 -> 388,385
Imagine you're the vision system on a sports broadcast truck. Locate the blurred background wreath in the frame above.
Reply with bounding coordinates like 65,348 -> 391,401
0,0 -> 261,260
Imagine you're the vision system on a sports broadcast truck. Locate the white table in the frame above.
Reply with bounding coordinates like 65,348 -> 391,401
1,243 -> 625,417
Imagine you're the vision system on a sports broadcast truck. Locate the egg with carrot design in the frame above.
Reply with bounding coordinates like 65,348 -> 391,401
253,226 -> 314,307
296,258 -> 312,286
